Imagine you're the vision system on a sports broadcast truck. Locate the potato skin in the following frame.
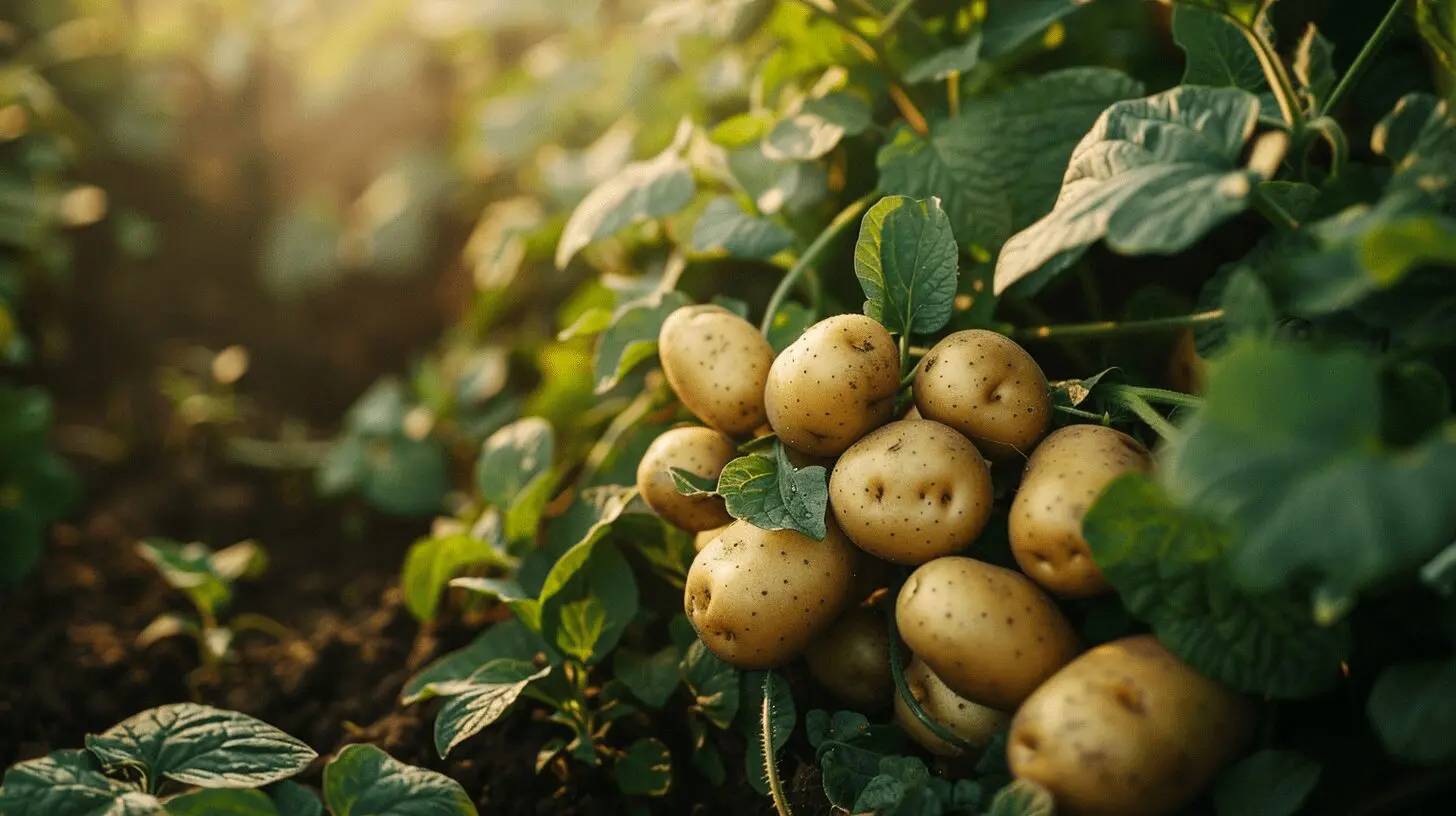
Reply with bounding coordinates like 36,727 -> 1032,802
684,519 -> 859,669
1009,635 -> 1255,816
895,656 -> 1011,757
635,426 -> 738,532
1166,327 -> 1207,395
805,606 -> 893,709
659,305 -> 775,436
829,420 -> 994,565
765,314 -> 900,457
896,556 -> 1079,710
694,523 -> 732,553
1010,425 -> 1153,597
913,330 -> 1051,459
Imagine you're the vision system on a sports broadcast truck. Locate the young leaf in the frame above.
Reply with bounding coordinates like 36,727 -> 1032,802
1173,6 -> 1268,94
1372,93 -> 1456,206
136,539 -> 233,620
1367,657 -> 1456,766
764,92 -> 871,161
433,660 -> 552,758
265,780 -> 324,816
1293,24 -> 1336,110
715,444 -> 829,540
592,290 -> 693,394
681,640 -> 740,729
537,538 -> 639,664
324,744 -> 477,816
1212,750 -> 1322,816
614,645 -> 682,708
1083,474 -> 1351,697
400,529 -> 512,623
669,467 -> 719,496
0,750 -> 165,816
522,485 -> 642,595
402,619 -> 559,704
357,435 -> 450,518
690,197 -> 794,260
905,35 -> 982,84
995,85 -> 1263,295
84,704 -> 316,791
476,417 -> 555,509
853,196 -> 959,337
166,789 -> 280,816
615,738 -> 673,797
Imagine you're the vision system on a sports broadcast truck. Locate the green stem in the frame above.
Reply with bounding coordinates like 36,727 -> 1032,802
1251,184 -> 1301,231
1107,384 -> 1204,410
761,675 -> 795,816
1323,0 -> 1414,116
760,191 -> 878,335
1054,404 -> 1111,423
1111,391 -> 1180,441
880,0 -> 918,34
1011,310 -> 1225,343
792,0 -> 928,133
887,606 -> 981,754
1307,116 -> 1350,181
1241,20 -> 1306,132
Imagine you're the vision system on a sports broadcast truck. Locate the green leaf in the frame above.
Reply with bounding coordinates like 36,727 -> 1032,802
727,146 -> 829,215
715,444 -> 829,540
555,597 -> 609,663
764,92 -> 871,161
476,417 -> 555,509
1219,268 -> 1276,340
166,789 -> 279,816
744,671 -> 795,795
1416,0 -> 1456,75
615,739 -> 673,797
1173,6 -> 1267,94
401,531 -> 511,623
433,660 -> 552,758
1368,657 -> 1456,766
1212,750 -> 1322,816
359,436 -> 450,517
84,704 -> 315,791
1083,473 -> 1351,697
505,470 -> 561,546
324,744 -> 477,816
1293,24 -> 1336,110
765,301 -> 814,353
879,68 -> 1145,255
670,467 -> 719,496
402,620 -> 558,704
615,646 -> 682,708
592,290 -> 693,395
982,0 -> 1089,58
135,539 -> 233,620
853,196 -> 959,336
905,35 -> 982,84
1258,181 -> 1321,221
996,85 -> 1263,295
1372,93 -> 1456,206
537,537 -> 639,665
558,307 -> 613,341
265,781 -> 323,816
689,197 -> 794,260
0,750 -> 165,816
987,779 -> 1055,816
681,640 -> 740,729
556,121 -> 696,268
524,485 -> 642,595
688,716 -> 727,786
1164,0 -> 1273,26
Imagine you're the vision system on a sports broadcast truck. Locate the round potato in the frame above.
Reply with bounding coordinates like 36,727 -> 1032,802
684,519 -> 859,669
806,606 -> 893,709
659,305 -> 775,436
829,420 -> 994,565
913,330 -> 1051,459
635,426 -> 738,532
896,556 -> 1079,710
694,522 -> 732,553
895,655 -> 1010,757
1010,425 -> 1153,597
1009,635 -> 1255,816
764,314 -> 900,457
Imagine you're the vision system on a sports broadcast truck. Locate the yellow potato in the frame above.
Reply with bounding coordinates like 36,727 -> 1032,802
829,420 -> 994,565
1166,327 -> 1207,395
913,330 -> 1051,459
895,556 -> 1080,710
635,426 -> 737,532
684,519 -> 859,669
1010,425 -> 1153,597
895,655 -> 1011,757
764,314 -> 900,457
694,522 -> 732,553
805,606 -> 893,709
1009,635 -> 1256,816
658,305 -> 775,436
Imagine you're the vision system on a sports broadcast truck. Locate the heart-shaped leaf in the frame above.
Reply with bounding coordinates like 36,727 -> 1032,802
324,744 -> 477,816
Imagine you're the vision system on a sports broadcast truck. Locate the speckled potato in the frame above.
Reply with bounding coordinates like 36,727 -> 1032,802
684,519 -> 860,669
764,314 -> 900,457
1009,635 -> 1255,816
896,655 -> 1011,757
658,305 -> 775,436
829,420 -> 994,565
1010,425 -> 1153,597
913,330 -> 1052,459
635,426 -> 738,532
805,606 -> 894,709
694,522 -> 732,553
896,556 -> 1080,710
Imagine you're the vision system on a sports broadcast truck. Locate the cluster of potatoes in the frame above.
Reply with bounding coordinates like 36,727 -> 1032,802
634,305 -> 1254,815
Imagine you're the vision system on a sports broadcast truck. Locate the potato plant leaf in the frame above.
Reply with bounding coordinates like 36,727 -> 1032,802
1212,750 -> 1322,816
1293,25 -> 1336,110
84,704 -> 315,791
475,417 -> 554,509
135,539 -> 235,620
615,738 -> 673,797
323,744 -> 477,816
402,619 -> 559,704
0,750 -> 164,816
853,195 -> 959,336
681,640 -> 740,729
995,85 -> 1263,295
1164,0 -> 1273,26
764,92 -> 871,161
265,780 -> 324,816
1083,473 -> 1351,697
904,35 -> 982,84
1367,657 -> 1456,766
401,525 -> 512,623
987,779 -> 1055,816
981,1 -> 1090,58
614,645 -> 682,708
766,301 -> 814,353
690,196 -> 795,260
1371,93 -> 1456,206
166,789 -> 280,816
715,443 -> 829,540
433,660 -> 552,758
592,290 -> 692,394
1172,6 -> 1268,94
536,537 -> 639,664
669,467 -> 719,496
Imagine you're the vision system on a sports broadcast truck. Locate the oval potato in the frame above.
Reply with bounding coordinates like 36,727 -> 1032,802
659,305 -> 775,436
896,556 -> 1079,710
765,314 -> 900,457
636,426 -> 738,532
913,330 -> 1051,459
895,655 -> 1011,757
1010,425 -> 1153,597
806,606 -> 894,709
1009,635 -> 1255,816
829,420 -> 993,565
684,519 -> 859,669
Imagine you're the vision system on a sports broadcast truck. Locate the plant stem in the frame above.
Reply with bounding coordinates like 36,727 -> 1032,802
1307,116 -> 1350,181
1241,20 -> 1306,132
1011,310 -> 1225,342
898,332 -> 910,372
760,190 -> 878,335
761,675 -> 795,816
1106,384 -> 1204,410
887,605 -> 981,754
1054,404 -> 1111,422
947,71 -> 961,118
1323,0 -> 1414,116
1251,184 -> 1301,231
881,0 -> 918,35
1111,390 -> 1180,441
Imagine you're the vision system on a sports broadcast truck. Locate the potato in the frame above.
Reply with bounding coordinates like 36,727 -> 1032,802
684,519 -> 860,669
635,426 -> 738,532
659,305 -> 776,436
1009,635 -> 1255,816
913,330 -> 1051,459
1010,425 -> 1153,597
805,606 -> 893,709
895,655 -> 1011,757
896,556 -> 1079,710
829,420 -> 994,565
764,314 -> 900,457
1166,327 -> 1208,395
693,522 -> 732,553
